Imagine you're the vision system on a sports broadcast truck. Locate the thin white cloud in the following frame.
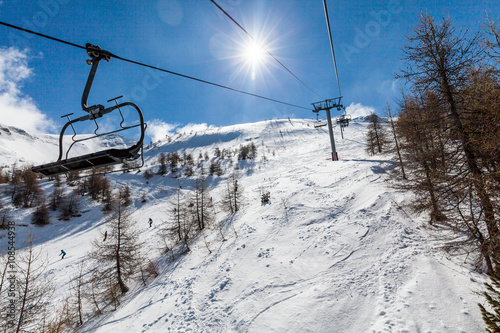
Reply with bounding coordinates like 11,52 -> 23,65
147,121 -> 217,142
177,123 -> 210,134
147,119 -> 177,142
345,102 -> 375,118
0,47 -> 53,133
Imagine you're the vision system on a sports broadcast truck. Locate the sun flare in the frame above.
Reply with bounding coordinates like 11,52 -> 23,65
231,36 -> 274,82
243,40 -> 265,65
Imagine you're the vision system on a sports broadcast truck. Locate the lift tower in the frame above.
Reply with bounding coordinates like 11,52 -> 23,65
312,97 -> 344,161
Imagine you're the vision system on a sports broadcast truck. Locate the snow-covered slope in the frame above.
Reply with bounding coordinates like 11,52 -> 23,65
0,119 -> 488,332
0,123 -> 137,168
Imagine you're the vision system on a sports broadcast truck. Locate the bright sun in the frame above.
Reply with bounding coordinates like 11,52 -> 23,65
235,38 -> 271,81
243,40 -> 265,65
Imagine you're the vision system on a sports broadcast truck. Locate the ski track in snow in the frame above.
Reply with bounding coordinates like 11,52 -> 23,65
0,119 -> 488,332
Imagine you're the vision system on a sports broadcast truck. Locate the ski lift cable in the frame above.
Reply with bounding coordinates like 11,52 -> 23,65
0,21 -> 310,111
322,0 -> 342,98
209,0 -> 325,100
112,54 -> 310,110
0,21 -> 86,51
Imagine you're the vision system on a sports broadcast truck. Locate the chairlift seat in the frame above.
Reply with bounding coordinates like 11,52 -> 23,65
32,147 -> 140,176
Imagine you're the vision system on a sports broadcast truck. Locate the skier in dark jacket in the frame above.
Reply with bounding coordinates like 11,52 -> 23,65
60,249 -> 66,259
149,218 -> 153,228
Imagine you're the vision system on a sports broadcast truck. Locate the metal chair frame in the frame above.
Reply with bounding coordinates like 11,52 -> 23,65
32,44 -> 147,177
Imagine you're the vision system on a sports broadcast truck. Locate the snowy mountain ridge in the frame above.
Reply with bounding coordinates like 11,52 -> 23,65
0,118 -> 488,332
0,123 -> 139,169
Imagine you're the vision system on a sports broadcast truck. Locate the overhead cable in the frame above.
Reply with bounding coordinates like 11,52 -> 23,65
210,0 -> 324,99
322,0 -> 342,98
0,20 -> 310,111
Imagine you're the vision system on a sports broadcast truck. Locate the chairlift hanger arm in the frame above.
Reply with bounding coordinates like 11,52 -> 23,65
81,44 -> 112,111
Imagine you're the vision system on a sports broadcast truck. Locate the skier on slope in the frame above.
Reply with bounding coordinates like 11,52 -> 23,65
148,218 -> 153,228
59,249 -> 66,259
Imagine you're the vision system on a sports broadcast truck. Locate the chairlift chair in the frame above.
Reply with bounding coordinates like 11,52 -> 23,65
314,121 -> 327,128
336,110 -> 351,139
336,114 -> 351,128
313,110 -> 328,128
32,44 -> 147,177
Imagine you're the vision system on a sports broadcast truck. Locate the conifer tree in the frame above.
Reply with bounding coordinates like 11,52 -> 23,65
120,185 -> 132,207
158,152 -> 167,175
396,91 -> 449,223
69,263 -> 86,328
238,145 -> 247,160
84,270 -> 103,316
49,177 -> 64,211
31,201 -> 50,225
184,164 -> 194,177
396,14 -> 499,271
214,147 -> 221,158
221,173 -> 242,215
88,190 -> 144,296
479,262 -> 500,332
249,142 -> 257,159
365,113 -> 387,155
59,190 -> 80,221
192,172 -> 213,231
102,184 -> 113,211
484,18 -> 500,64
85,172 -> 110,201
161,184 -> 193,252
12,233 -> 54,333
45,297 -> 73,333
170,151 -> 180,173
12,166 -> 42,208
209,160 -> 222,177
185,153 -> 194,166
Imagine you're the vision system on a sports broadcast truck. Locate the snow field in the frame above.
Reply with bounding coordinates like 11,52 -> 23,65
0,119 -> 488,332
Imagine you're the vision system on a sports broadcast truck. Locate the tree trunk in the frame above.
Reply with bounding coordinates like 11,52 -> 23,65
387,107 -> 407,179
16,248 -> 32,333
115,205 -> 129,293
441,75 -> 499,266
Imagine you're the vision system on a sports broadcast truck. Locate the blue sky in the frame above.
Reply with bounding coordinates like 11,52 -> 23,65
0,0 -> 498,141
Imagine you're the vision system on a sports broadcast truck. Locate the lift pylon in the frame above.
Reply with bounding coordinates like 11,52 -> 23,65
312,97 -> 344,161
